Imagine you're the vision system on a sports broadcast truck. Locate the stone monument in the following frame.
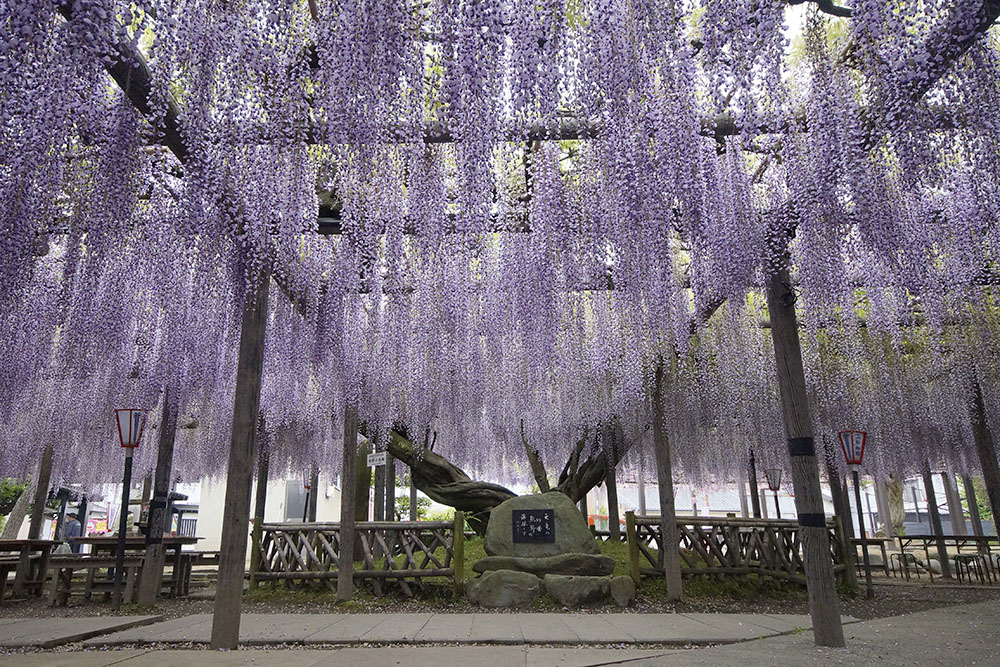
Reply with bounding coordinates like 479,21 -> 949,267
467,492 -> 635,608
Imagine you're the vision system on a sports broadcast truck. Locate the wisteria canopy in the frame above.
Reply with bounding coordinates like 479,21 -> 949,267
2,0 -> 999,497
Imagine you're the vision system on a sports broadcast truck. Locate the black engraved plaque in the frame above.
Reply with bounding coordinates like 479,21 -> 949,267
512,508 -> 555,543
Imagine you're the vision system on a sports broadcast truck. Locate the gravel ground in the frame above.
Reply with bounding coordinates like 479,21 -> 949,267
1,577 -> 997,622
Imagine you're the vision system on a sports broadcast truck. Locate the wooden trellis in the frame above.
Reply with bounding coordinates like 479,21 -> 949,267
625,512 -> 849,586
250,517 -> 465,598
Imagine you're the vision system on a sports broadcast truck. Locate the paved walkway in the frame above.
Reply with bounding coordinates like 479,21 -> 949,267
0,616 -> 160,649
0,599 -> 997,665
78,611 -> 834,647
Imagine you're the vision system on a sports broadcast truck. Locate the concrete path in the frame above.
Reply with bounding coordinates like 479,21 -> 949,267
0,616 -> 161,649
79,612 -> 838,647
0,601 -> 996,665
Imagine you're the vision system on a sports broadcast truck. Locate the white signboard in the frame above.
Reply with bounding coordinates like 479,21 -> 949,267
367,451 -> 387,467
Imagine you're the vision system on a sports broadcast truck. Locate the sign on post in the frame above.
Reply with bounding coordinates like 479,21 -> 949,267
115,409 -> 147,448
367,451 -> 387,467
838,430 -> 867,466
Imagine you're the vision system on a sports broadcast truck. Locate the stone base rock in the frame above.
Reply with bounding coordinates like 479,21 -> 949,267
543,574 -> 610,608
484,492 -> 600,558
467,569 -> 542,608
473,553 -> 615,577
609,575 -> 636,607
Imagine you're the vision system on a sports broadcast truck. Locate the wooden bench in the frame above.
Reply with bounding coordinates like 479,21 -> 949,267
48,555 -> 144,606
0,557 -> 20,603
162,551 -> 219,597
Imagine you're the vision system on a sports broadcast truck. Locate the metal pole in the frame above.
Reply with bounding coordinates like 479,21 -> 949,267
113,448 -> 134,610
852,468 -> 874,599
774,490 -> 781,519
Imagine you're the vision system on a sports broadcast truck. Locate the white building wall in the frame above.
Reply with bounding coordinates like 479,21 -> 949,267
194,474 -> 342,557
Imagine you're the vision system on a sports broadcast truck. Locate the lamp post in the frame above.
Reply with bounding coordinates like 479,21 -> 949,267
764,468 -> 782,519
113,408 -> 147,610
839,429 -> 873,599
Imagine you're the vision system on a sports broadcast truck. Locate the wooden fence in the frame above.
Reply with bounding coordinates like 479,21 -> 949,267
625,512 -> 850,586
250,514 -> 465,597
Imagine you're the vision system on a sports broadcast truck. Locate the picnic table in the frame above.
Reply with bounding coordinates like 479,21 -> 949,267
0,539 -> 58,599
897,535 -> 1000,583
850,536 -> 893,577
73,535 -> 201,597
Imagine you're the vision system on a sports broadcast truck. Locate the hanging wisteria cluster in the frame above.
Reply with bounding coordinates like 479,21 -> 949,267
1,0 -> 999,494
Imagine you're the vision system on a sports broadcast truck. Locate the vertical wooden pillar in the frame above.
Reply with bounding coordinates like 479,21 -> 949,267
637,452 -> 647,516
971,381 -> 1000,533
921,463 -> 951,578
452,511 -> 465,599
747,449 -> 762,518
338,404 -> 359,600
962,475 -> 985,538
374,456 -> 386,522
624,511 -> 641,583
738,471 -> 750,519
605,447 -> 621,540
823,441 -> 857,589
307,465 -> 319,522
652,361 -> 683,602
766,268 -> 844,647
138,386 -> 178,605
942,471 -> 966,536
249,433 -> 269,589
210,273 -> 270,650
27,443 -> 53,540
385,454 -> 396,520
409,472 -> 418,521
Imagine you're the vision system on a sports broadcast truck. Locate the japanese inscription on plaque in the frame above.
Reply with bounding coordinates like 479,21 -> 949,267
512,508 -> 555,543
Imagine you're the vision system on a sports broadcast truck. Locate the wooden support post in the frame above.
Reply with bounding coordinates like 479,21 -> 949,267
921,463 -> 951,578
374,457 -> 386,522
409,470 -> 418,521
624,510 -> 641,584
942,470 -> 966,536
637,452 -> 647,516
139,474 -> 152,530
27,443 -> 53,540
138,387 -> 178,605
249,434 -> 270,589
337,404 -> 359,601
962,475 -> 985,538
385,454 -> 396,520
605,446 -> 621,541
766,267 -> 844,647
353,438 -> 371,560
307,465 -> 319,522
823,441 -> 857,590
971,381 -> 1000,535
452,510 -> 465,599
209,273 -> 270,650
652,361 -> 683,602
738,471 -> 750,519
748,449 -> 762,518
